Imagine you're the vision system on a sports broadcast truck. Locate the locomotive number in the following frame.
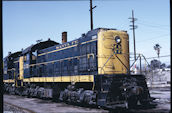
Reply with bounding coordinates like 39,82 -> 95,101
114,44 -> 122,54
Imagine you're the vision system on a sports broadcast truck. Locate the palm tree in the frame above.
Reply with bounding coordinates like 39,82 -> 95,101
154,44 -> 161,58
154,44 -> 162,71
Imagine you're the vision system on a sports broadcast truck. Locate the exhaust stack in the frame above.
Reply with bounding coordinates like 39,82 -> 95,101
62,32 -> 67,43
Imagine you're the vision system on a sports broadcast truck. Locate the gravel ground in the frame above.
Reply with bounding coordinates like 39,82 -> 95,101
3,87 -> 171,113
149,87 -> 171,111
3,95 -> 108,113
4,102 -> 33,113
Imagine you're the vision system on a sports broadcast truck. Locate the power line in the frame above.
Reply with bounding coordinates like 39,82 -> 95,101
130,55 -> 170,62
129,54 -> 171,59
137,22 -> 169,31
138,19 -> 169,27
145,55 -> 170,60
137,22 -> 169,28
136,33 -> 170,43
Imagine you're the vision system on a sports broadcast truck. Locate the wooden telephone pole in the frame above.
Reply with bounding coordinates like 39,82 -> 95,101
90,0 -> 96,30
129,10 -> 137,61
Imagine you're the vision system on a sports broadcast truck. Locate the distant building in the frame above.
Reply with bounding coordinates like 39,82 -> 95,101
163,68 -> 171,71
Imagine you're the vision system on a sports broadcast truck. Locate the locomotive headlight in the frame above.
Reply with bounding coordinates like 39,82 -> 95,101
115,36 -> 121,44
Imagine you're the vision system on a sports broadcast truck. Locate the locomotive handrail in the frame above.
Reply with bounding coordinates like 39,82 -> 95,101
100,54 -> 114,74
130,53 -> 152,74
130,55 -> 140,68
100,53 -> 130,74
114,54 -> 130,74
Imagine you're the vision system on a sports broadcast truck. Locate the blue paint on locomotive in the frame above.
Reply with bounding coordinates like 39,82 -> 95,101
3,52 -> 21,80
24,29 -> 99,79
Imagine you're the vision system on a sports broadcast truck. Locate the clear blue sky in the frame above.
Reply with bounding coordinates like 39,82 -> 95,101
2,0 -> 170,65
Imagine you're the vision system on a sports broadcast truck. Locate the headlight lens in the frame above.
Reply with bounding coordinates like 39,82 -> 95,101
115,36 -> 121,44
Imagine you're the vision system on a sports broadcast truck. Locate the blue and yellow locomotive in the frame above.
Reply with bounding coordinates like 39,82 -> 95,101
3,28 -> 155,109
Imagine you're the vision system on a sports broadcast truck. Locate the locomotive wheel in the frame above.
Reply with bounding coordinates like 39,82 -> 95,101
127,96 -> 138,109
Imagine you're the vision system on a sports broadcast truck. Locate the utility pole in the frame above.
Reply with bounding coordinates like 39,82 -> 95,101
90,0 -> 96,30
129,10 -> 137,61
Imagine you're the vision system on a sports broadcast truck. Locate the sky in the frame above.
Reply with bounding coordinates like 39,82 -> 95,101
2,0 -> 170,65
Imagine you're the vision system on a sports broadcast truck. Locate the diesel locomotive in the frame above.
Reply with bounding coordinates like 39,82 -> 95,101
3,28 -> 155,109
